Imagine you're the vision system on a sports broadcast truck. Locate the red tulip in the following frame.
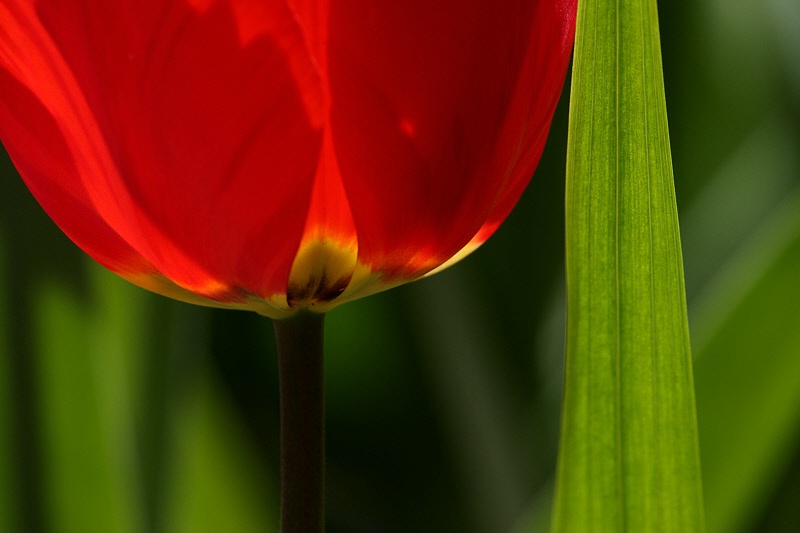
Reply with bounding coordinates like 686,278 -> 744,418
0,0 -> 577,319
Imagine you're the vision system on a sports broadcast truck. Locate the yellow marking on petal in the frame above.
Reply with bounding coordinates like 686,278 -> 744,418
286,237 -> 358,310
116,228 -> 477,319
283,235 -> 430,313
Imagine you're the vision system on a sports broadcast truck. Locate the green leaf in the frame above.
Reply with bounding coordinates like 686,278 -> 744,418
550,0 -> 705,531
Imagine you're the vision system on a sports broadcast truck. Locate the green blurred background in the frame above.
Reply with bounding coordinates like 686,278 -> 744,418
1,1 -> 799,532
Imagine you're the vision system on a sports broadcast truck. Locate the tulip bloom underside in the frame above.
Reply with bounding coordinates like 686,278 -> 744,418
0,0 -> 576,318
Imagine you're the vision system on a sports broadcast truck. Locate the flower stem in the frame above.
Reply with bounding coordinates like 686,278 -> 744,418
272,312 -> 325,533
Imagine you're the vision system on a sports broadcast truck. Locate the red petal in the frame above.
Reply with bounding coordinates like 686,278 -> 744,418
0,67 -> 154,276
1,0 -> 325,299
327,0 -> 575,279
2,0 -> 576,312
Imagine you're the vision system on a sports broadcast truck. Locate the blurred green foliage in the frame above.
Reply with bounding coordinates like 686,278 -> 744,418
1,1 -> 798,532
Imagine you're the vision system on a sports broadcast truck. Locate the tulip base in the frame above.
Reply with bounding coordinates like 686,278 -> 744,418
272,312 -> 326,533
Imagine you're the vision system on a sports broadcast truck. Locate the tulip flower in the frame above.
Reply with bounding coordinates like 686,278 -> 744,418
0,0 -> 576,319
1,1 -> 576,531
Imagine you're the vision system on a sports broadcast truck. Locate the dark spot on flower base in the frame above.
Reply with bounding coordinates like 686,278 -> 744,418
286,272 -> 352,309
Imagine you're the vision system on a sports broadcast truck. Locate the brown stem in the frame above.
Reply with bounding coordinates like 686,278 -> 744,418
272,312 -> 325,533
